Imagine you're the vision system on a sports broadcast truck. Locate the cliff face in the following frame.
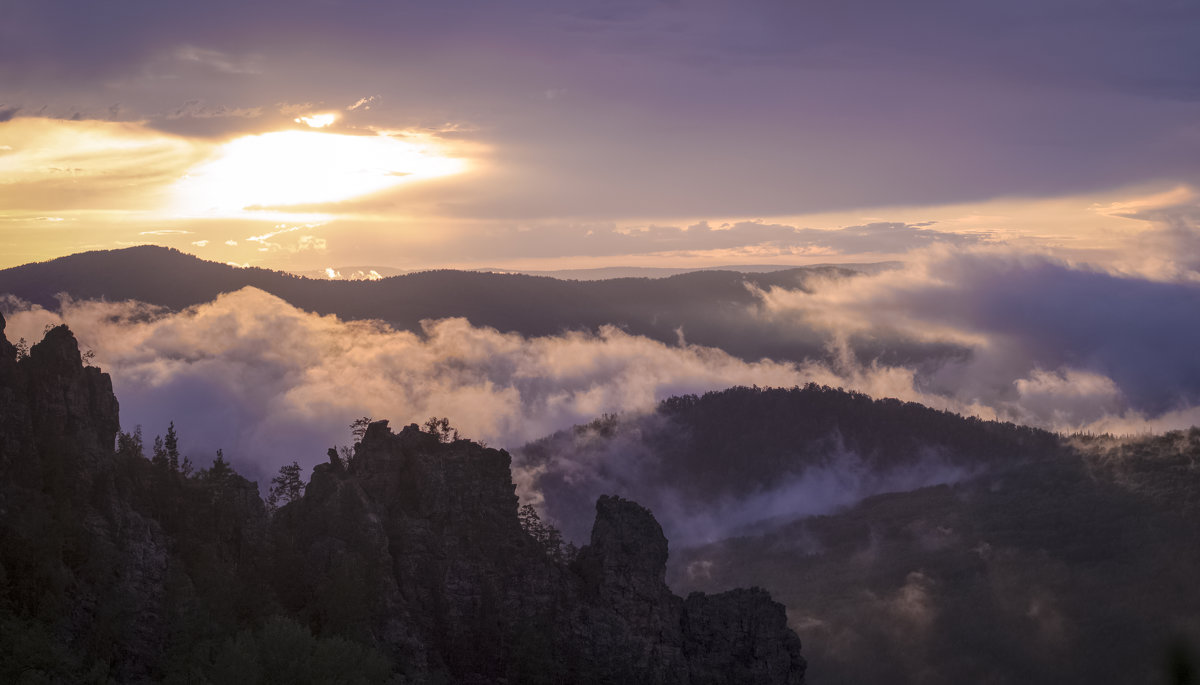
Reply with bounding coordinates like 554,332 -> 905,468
0,316 -> 119,479
0,313 -> 174,682
0,317 -> 805,684
280,422 -> 806,683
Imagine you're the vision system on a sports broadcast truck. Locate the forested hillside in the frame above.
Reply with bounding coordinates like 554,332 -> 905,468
517,385 -> 1061,543
519,387 -> 1200,683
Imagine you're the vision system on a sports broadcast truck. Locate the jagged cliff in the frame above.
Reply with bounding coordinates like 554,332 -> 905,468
0,315 -> 181,681
0,315 -> 805,684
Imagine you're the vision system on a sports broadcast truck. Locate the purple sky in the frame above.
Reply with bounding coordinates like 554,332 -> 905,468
2,0 -> 1199,270
4,0 -> 1200,478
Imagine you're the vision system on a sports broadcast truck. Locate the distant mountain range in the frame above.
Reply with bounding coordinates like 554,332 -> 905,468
296,262 -> 902,281
0,246 -> 931,365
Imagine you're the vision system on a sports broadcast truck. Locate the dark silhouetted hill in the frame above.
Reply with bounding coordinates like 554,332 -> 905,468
516,385 -> 1061,543
667,433 -> 1200,684
0,246 -> 944,365
517,386 -> 1200,683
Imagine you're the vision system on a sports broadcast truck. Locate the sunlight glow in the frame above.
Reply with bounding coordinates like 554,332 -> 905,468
294,113 -> 337,128
172,130 -> 466,216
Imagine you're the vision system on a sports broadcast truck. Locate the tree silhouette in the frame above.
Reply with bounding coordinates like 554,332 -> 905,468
267,461 -> 306,512
117,425 -> 145,459
165,421 -> 180,471
518,504 -> 576,564
152,434 -> 168,468
423,416 -> 460,443
350,416 -> 372,442
204,449 -> 234,485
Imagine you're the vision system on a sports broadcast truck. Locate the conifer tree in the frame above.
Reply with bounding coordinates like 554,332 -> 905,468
165,421 -> 180,471
267,462 -> 306,511
152,435 -> 168,467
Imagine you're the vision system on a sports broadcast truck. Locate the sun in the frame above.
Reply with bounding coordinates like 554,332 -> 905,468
172,129 -> 466,216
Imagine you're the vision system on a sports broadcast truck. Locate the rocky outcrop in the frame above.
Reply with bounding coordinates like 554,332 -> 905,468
0,314 -> 122,486
683,589 -> 806,684
0,312 -> 25,471
0,312 -> 15,375
282,421 -> 807,683
0,320 -> 806,683
0,315 -> 120,479
0,316 -> 173,682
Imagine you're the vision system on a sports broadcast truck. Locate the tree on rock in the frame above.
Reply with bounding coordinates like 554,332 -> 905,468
116,426 -> 145,459
204,449 -> 234,485
519,504 -> 576,564
268,461 -> 306,512
423,416 -> 460,443
350,416 -> 372,443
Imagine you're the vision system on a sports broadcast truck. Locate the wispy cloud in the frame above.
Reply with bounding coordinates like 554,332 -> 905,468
753,244 -> 1200,430
346,96 -> 378,111
165,100 -> 263,121
173,46 -> 262,75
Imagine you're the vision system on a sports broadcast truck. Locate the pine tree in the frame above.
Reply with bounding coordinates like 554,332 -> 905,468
152,435 -> 168,468
423,416 -> 460,443
205,449 -> 233,484
350,417 -> 372,443
267,462 -> 306,512
117,426 -> 145,459
165,421 -> 180,471
518,504 -> 575,563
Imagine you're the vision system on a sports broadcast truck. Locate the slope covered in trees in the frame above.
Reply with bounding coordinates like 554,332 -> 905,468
0,315 -> 805,683
668,430 -> 1200,683
516,385 -> 1062,543
517,386 -> 1200,683
0,246 -> 944,366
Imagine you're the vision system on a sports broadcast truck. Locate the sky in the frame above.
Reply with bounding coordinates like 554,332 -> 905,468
3,0 -> 1200,273
3,0 -> 1200,490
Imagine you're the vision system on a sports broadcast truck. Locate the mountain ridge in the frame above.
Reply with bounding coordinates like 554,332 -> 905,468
0,246 -> 914,366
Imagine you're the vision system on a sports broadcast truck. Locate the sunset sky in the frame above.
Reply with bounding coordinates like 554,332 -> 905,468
3,1 -> 1200,273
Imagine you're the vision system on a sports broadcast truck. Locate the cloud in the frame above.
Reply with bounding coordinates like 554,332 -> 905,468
346,96 -> 378,112
4,243 -> 1194,490
297,235 -> 326,251
1097,186 -> 1200,279
7,0 -> 1200,226
164,100 -> 263,121
2,239 -> 1198,552
297,217 -> 989,263
294,113 -> 336,129
1,288 -> 814,485
516,419 -> 978,546
173,45 -> 261,75
0,117 -> 203,212
0,105 -> 20,122
754,245 -> 1200,430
